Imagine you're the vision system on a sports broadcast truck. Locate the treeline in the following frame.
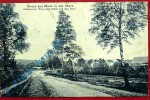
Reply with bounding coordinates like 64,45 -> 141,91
41,58 -> 148,79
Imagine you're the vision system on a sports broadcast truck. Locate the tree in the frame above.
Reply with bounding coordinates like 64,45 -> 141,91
41,61 -> 48,70
47,56 -> 55,70
53,10 -> 84,77
92,59 -> 109,75
47,55 -> 62,70
82,63 -> 91,75
64,43 -> 84,75
89,2 -> 147,88
53,10 -> 74,68
0,4 -> 29,72
77,58 -> 85,66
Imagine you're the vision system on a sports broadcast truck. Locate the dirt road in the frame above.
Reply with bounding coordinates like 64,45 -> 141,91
19,70 -> 146,97
19,70 -> 112,97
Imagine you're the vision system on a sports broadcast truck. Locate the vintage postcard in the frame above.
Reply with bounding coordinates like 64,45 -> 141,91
0,1 -> 148,98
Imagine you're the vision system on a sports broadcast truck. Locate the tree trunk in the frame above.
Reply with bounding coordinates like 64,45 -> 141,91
118,2 -> 130,88
2,36 -> 8,73
61,48 -> 64,68
52,63 -> 54,70
12,59 -> 16,70
71,59 -> 77,81
72,59 -> 75,74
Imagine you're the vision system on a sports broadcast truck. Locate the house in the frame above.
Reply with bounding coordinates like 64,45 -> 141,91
132,57 -> 148,64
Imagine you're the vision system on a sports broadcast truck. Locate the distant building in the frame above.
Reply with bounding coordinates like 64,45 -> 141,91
132,57 -> 148,64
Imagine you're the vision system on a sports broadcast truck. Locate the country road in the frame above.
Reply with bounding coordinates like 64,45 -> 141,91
16,70 -> 147,97
1,70 -> 147,97
20,70 -> 112,97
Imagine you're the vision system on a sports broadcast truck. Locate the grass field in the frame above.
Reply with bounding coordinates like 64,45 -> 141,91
76,74 -> 148,94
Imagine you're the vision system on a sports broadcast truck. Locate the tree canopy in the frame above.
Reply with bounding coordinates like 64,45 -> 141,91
0,4 -> 29,71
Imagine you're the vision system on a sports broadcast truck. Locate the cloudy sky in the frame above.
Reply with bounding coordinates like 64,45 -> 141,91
15,3 -> 148,60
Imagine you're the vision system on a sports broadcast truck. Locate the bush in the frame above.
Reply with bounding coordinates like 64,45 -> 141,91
62,74 -> 77,81
62,66 -> 73,74
1,68 -> 24,89
80,63 -> 92,74
44,70 -> 59,76
91,59 -> 109,75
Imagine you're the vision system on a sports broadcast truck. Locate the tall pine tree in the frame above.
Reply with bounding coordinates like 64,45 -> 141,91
53,10 -> 83,76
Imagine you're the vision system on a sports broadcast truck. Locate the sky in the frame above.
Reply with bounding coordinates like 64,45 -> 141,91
14,3 -> 148,60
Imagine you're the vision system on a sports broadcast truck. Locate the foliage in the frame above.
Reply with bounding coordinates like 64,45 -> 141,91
53,10 -> 76,54
81,63 -> 92,74
92,59 -> 109,75
0,4 -> 29,71
89,2 -> 147,51
77,58 -> 85,66
47,56 -> 62,69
